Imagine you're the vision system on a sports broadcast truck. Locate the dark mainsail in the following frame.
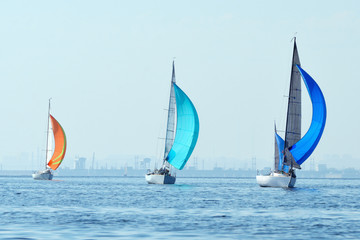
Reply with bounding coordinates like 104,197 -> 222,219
283,38 -> 302,169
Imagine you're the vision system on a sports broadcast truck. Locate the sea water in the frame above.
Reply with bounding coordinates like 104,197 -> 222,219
0,176 -> 359,239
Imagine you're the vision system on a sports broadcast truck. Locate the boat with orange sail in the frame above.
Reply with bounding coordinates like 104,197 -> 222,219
32,99 -> 67,180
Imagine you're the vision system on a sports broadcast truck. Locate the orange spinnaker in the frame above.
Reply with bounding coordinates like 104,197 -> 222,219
47,114 -> 67,170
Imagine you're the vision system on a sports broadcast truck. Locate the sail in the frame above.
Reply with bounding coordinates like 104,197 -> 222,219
284,39 -> 302,150
289,65 -> 326,165
166,83 -> 199,170
274,127 -> 283,171
282,39 -> 302,169
274,126 -> 279,170
274,130 -> 290,172
163,62 -> 176,160
46,117 -> 53,164
47,114 -> 67,170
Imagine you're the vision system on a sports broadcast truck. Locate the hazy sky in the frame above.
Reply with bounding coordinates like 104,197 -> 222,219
0,0 -> 359,170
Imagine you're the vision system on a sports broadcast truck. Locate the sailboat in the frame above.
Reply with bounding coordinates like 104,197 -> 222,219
145,61 -> 200,184
256,38 -> 326,188
32,99 -> 67,180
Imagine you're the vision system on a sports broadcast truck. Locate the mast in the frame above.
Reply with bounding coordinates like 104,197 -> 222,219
283,37 -> 301,170
45,98 -> 51,169
163,61 -> 177,165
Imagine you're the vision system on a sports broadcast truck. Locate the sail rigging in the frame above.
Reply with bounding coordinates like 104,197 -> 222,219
47,114 -> 67,170
166,83 -> 199,170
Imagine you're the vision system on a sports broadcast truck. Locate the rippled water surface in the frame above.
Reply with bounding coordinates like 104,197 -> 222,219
1,176 -> 359,239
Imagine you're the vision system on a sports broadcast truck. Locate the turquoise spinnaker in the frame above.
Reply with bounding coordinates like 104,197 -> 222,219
167,83 -> 199,170
289,65 -> 327,165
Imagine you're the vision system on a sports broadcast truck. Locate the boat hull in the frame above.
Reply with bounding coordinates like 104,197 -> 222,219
32,169 -> 53,180
256,172 -> 296,188
145,174 -> 176,184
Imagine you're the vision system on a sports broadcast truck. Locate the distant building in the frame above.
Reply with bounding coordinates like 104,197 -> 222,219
74,157 -> 86,170
317,164 -> 327,172
140,158 -> 151,169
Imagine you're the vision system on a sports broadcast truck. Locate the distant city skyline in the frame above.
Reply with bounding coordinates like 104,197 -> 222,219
1,156 -> 359,179
1,151 -> 359,171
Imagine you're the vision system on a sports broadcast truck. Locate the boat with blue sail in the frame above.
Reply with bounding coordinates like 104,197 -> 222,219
256,38 -> 326,188
146,61 -> 199,184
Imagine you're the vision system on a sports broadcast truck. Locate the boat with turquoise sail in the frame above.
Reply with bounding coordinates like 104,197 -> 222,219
146,61 -> 199,184
256,38 -> 326,188
32,99 -> 67,180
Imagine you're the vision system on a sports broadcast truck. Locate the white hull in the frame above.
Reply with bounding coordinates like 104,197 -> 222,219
256,172 -> 296,188
145,174 -> 176,184
32,169 -> 53,180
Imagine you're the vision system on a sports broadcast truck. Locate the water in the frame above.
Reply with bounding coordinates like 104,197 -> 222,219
1,176 -> 359,239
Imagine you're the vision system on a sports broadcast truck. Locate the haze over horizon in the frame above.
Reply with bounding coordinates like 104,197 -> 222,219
0,1 -> 359,171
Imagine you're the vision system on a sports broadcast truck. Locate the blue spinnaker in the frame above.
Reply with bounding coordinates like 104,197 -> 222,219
167,83 -> 199,170
275,132 -> 289,172
289,65 -> 326,165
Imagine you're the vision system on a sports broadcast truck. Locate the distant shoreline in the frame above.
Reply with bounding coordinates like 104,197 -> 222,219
1,169 -> 360,179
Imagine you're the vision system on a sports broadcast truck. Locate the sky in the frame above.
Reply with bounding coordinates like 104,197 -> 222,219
0,0 -> 359,170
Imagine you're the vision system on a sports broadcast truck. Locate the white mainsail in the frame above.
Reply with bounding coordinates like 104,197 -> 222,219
163,61 -> 176,161
46,118 -> 53,165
